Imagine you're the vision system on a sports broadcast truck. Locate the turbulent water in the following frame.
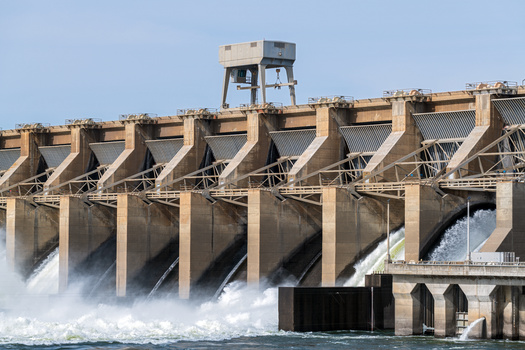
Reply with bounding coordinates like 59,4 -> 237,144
0,212 -> 509,349
426,209 -> 496,261
344,227 -> 405,287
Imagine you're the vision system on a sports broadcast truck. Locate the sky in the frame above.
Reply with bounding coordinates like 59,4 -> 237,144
1,0 -> 524,130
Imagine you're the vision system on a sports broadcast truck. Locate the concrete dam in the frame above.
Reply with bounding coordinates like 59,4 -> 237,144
2,41 -> 525,339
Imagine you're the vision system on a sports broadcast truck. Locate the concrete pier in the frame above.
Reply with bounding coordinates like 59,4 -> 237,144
6,198 -> 58,276
247,189 -> 321,287
321,187 -> 403,286
59,196 -> 115,292
116,194 -> 178,297
179,192 -> 246,299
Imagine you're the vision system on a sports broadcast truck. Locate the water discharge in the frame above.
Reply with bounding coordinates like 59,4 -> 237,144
0,209 -> 498,346
344,228 -> 405,287
26,247 -> 59,294
427,209 -> 496,261
460,317 -> 485,340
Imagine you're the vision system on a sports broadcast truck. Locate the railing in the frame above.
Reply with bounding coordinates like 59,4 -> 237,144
119,113 -> 157,121
176,108 -> 218,116
383,89 -> 431,98
308,96 -> 354,104
465,80 -> 517,90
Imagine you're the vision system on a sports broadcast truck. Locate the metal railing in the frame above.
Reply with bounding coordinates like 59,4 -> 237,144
465,80 -> 517,90
308,96 -> 354,104
383,89 -> 431,98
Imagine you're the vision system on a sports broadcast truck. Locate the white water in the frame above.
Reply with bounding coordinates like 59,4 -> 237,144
26,247 -> 59,294
0,237 -> 279,345
343,209 -> 497,286
344,228 -> 405,287
459,317 -> 485,340
427,209 -> 496,261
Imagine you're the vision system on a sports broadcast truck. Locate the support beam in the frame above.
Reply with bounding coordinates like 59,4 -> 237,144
116,194 -> 178,297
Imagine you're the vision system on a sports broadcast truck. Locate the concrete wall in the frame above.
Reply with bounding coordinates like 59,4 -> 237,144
116,194 -> 178,297
247,189 -> 321,287
179,192 -> 245,299
59,196 -> 115,292
322,187 -> 404,286
6,198 -> 59,277
481,182 -> 525,259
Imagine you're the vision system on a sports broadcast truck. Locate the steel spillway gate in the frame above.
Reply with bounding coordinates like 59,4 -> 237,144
412,110 -> 476,177
269,129 -> 316,158
0,148 -> 20,172
145,138 -> 184,164
493,96 -> 525,125
339,124 -> 392,177
204,134 -> 247,161
38,145 -> 71,168
89,141 -> 125,165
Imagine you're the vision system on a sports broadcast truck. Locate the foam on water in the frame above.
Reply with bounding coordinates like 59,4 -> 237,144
427,209 -> 496,261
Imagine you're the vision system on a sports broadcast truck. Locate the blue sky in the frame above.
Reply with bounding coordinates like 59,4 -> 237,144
1,0 -> 524,130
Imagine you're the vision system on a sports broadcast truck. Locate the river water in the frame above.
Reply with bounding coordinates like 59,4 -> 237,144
0,210 -> 514,349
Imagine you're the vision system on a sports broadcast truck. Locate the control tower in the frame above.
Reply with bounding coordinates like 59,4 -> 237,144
219,40 -> 297,108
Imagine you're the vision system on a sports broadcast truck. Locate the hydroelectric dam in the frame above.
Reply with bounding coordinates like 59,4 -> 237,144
1,40 -> 525,340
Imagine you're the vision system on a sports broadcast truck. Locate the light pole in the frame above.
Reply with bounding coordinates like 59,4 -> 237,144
466,196 -> 471,262
386,199 -> 391,263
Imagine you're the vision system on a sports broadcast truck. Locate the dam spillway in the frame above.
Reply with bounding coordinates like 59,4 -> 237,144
1,41 -> 525,339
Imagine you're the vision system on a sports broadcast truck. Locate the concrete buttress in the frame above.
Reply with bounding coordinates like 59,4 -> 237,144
247,189 -> 321,287
6,198 -> 59,277
321,187 -> 403,286
447,94 -> 503,176
459,284 -> 498,339
116,194 -> 178,297
155,117 -> 211,189
364,100 -> 423,179
179,192 -> 245,299
44,126 -> 96,189
288,107 -> 342,184
481,182 -> 525,260
404,184 -> 466,262
59,196 -> 115,292
98,122 -> 152,189
0,130 -> 44,190
219,112 -> 276,187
